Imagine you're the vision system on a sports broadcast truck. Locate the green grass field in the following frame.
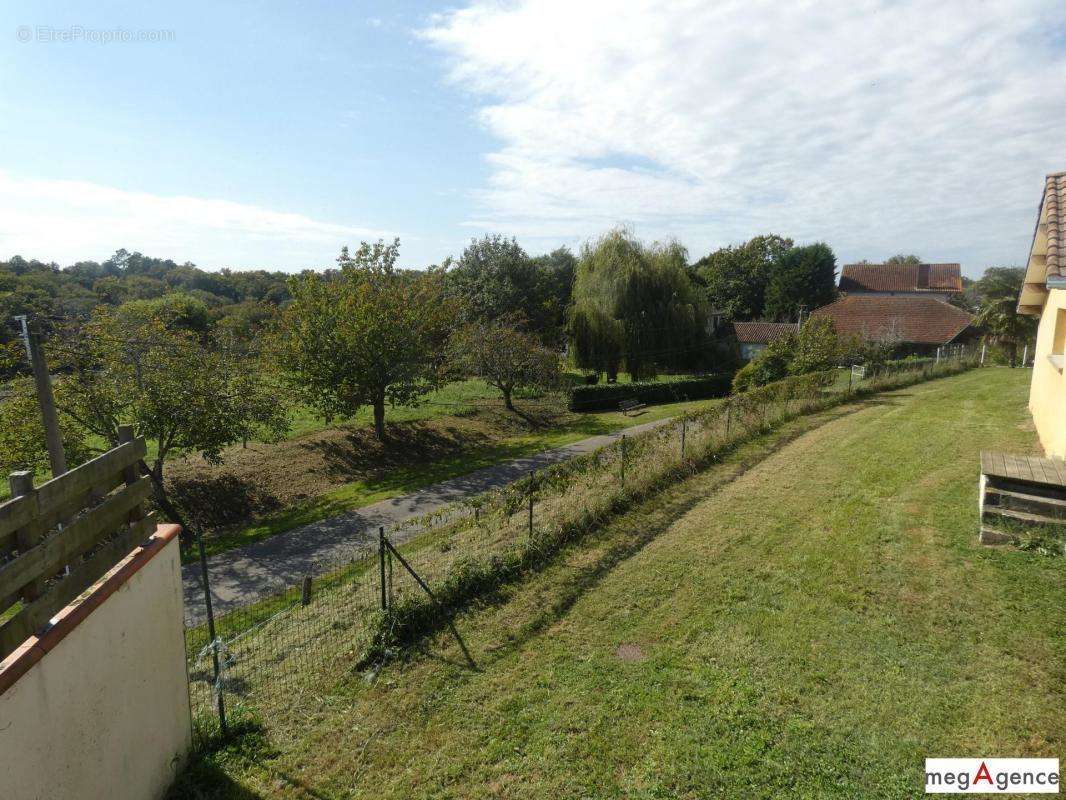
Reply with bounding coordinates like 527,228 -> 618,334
174,368 -> 1064,799
278,373 -> 696,440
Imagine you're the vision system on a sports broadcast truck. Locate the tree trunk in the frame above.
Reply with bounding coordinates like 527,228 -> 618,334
502,385 -> 515,411
142,460 -> 194,550
373,395 -> 386,441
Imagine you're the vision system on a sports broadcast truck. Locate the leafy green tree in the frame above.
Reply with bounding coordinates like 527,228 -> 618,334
280,240 -> 456,441
450,317 -> 561,412
570,229 -> 709,381
531,247 -> 577,346
447,236 -> 538,320
884,254 -> 922,266
115,292 -> 213,336
52,310 -> 288,532
972,266 -> 1036,366
444,236 -> 575,346
763,243 -> 838,321
694,234 -> 793,320
789,317 -> 840,374
732,317 -> 839,391
732,335 -> 796,392
569,305 -> 624,380
0,378 -> 89,476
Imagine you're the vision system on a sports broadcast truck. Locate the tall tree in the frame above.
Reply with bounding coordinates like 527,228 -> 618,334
280,240 -> 456,440
694,234 -> 793,320
884,254 -> 922,266
972,266 -> 1036,366
53,309 -> 288,535
763,243 -> 838,321
0,378 -> 89,476
530,247 -> 577,346
570,229 -> 709,381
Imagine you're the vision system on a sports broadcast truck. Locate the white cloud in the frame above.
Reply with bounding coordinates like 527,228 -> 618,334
423,0 -> 1066,273
0,171 -> 391,270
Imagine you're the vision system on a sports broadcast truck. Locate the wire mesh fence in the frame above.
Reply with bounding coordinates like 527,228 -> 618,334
182,350 -> 979,741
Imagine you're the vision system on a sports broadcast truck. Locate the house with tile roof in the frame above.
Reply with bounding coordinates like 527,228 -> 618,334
839,262 -> 963,301
1018,172 -> 1066,459
730,321 -> 798,361
813,259 -> 974,354
811,295 -> 974,353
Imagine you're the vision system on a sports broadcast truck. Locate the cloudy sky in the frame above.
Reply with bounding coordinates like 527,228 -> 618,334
2,0 -> 1065,275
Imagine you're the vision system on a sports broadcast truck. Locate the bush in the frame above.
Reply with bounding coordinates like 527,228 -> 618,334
567,374 -> 731,411
731,336 -> 796,392
168,474 -> 281,529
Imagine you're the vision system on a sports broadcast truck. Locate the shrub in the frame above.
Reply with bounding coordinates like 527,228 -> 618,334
732,336 -> 796,392
567,374 -> 731,411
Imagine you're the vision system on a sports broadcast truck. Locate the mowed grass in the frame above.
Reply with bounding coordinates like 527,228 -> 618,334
279,373 -> 696,440
178,368 -> 1064,798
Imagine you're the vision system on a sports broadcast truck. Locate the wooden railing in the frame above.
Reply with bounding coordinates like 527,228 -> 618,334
0,425 -> 156,660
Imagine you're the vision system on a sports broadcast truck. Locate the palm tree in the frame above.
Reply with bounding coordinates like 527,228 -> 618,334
973,267 -> 1037,366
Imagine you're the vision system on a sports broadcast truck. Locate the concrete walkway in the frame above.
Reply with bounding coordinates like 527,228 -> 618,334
182,416 -> 674,622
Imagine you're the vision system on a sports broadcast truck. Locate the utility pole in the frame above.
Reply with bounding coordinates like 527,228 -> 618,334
14,316 -> 67,477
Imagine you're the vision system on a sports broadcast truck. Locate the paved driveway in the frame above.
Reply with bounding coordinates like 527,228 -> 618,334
182,416 -> 674,623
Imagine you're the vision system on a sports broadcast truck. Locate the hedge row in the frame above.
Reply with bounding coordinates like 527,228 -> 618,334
568,374 -> 732,411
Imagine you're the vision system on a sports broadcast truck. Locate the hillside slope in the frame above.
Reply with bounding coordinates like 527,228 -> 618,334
177,369 -> 1064,799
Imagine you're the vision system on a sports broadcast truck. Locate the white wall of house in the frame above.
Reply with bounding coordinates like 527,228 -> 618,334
0,531 -> 191,800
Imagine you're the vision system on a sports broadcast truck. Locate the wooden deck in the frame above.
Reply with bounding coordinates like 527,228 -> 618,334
981,450 -> 1066,488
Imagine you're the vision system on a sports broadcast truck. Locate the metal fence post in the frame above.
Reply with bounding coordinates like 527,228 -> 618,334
194,523 -> 227,735
378,526 -> 387,611
528,469 -> 535,537
725,403 -> 731,438
301,573 -> 312,606
620,434 -> 626,486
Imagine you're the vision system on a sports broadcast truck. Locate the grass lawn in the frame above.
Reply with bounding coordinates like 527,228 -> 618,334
176,368 -> 1064,799
191,392 -> 723,560
280,373 -> 697,440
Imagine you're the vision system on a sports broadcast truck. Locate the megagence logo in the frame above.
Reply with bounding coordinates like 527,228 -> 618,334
925,759 -> 1060,794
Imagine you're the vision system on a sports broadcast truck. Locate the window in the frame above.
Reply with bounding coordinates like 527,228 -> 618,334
1051,309 -> 1066,371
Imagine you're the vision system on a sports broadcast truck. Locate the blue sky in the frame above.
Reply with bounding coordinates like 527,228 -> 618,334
2,1 -> 1066,275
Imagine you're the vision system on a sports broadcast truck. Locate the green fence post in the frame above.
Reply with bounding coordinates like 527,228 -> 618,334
378,526 -> 387,611
528,470 -> 535,537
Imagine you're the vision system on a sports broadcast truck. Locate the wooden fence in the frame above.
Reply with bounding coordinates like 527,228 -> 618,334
0,425 -> 155,660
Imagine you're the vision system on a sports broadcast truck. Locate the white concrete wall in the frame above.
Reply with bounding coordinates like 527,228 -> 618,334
0,532 -> 191,800
1029,287 -> 1066,459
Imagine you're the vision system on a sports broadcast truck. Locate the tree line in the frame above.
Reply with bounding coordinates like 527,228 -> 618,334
0,229 -> 1036,532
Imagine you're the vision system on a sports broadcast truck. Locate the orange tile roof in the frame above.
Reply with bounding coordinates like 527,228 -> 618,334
731,321 -> 798,344
839,262 -> 963,294
811,296 -> 973,345
1042,172 -> 1065,280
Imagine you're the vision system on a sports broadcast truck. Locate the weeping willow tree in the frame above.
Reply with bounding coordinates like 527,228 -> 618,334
569,229 -> 709,381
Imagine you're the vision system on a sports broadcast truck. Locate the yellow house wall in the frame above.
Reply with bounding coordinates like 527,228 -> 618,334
1029,287 -> 1066,459
0,535 -> 191,800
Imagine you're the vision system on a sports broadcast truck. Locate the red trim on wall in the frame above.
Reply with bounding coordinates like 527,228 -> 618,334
0,523 -> 182,696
